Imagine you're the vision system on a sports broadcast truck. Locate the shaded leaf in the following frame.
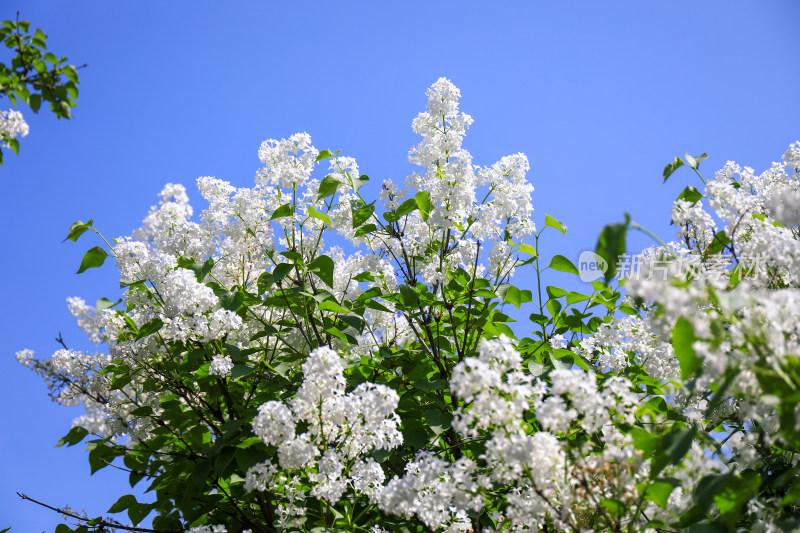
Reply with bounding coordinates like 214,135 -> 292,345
318,175 -> 342,199
272,263 -> 294,283
425,409 -> 452,435
663,156 -> 684,182
309,255 -> 334,288
595,215 -> 629,281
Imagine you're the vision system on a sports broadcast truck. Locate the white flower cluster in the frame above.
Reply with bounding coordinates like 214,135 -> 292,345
382,336 -> 646,531
607,143 -> 800,527
246,347 -> 402,509
15,78 -> 539,449
208,354 -> 233,377
398,78 -> 535,284
0,108 -> 29,146
186,526 -> 226,533
580,314 -> 680,379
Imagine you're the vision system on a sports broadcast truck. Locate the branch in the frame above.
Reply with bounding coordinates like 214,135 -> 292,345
55,332 -> 69,350
16,492 -> 174,532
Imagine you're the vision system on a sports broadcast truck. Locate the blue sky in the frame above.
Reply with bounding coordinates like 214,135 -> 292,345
2,1 -> 799,530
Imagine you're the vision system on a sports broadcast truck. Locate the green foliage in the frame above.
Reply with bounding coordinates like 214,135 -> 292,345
595,214 -> 629,281
0,15 -> 84,163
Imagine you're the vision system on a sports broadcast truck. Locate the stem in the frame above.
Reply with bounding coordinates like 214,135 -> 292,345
17,492 -> 170,533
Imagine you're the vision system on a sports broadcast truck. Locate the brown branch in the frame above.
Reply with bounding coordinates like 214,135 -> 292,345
55,332 -> 69,350
16,492 -> 174,532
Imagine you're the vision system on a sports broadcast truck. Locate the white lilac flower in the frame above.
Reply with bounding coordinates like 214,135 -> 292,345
208,354 -> 233,377
0,109 -> 29,145
186,526 -> 226,533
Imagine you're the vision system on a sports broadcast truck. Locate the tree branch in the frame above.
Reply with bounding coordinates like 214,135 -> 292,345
17,492 -> 174,532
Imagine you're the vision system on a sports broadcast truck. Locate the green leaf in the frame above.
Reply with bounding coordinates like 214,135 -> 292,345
110,373 -> 131,391
56,426 -> 89,447
7,137 -> 18,155
503,285 -> 522,308
384,198 -> 419,222
177,256 -> 214,282
128,502 -> 152,526
354,174 -> 370,192
325,326 -> 352,344
595,215 -> 629,281
63,219 -> 93,242
270,203 -> 294,220
339,314 -> 365,333
308,255 -> 335,288
308,206 -> 332,225
76,246 -> 108,274
677,185 -> 703,206
528,360 -> 546,376
318,175 -> 342,199
214,446 -> 237,475
687,524 -> 728,533
655,425 -> 697,476
136,319 -> 164,339
548,255 -> 579,275
88,441 -> 118,474
399,285 -> 420,308
231,363 -> 254,381
600,498 -> 625,516
663,156 -> 684,182
280,250 -> 302,263
566,291 -> 590,305
315,149 -> 334,162
29,93 -> 41,112
364,299 -> 392,313
516,243 -> 537,256
673,317 -> 701,379
546,286 -> 568,298
130,406 -> 152,416
425,410 -> 452,435
351,200 -> 375,228
706,230 -> 730,256
630,427 -> 660,456
354,223 -> 377,237
415,191 -> 434,222
95,297 -> 115,314
353,271 -> 375,282
257,272 -> 274,293
549,348 -> 573,370
545,214 -> 567,235
713,470 -> 760,528
645,480 -> 678,509
319,299 -> 348,314
414,378 -> 447,392
108,494 -> 137,514
272,263 -> 294,283
685,152 -> 709,170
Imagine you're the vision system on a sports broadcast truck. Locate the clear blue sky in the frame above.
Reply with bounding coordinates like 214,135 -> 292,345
2,2 -> 799,530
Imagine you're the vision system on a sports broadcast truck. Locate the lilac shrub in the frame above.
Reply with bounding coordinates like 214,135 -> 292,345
16,79 -> 800,532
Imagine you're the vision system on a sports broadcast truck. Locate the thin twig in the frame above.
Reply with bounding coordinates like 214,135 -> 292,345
16,492 -> 173,532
